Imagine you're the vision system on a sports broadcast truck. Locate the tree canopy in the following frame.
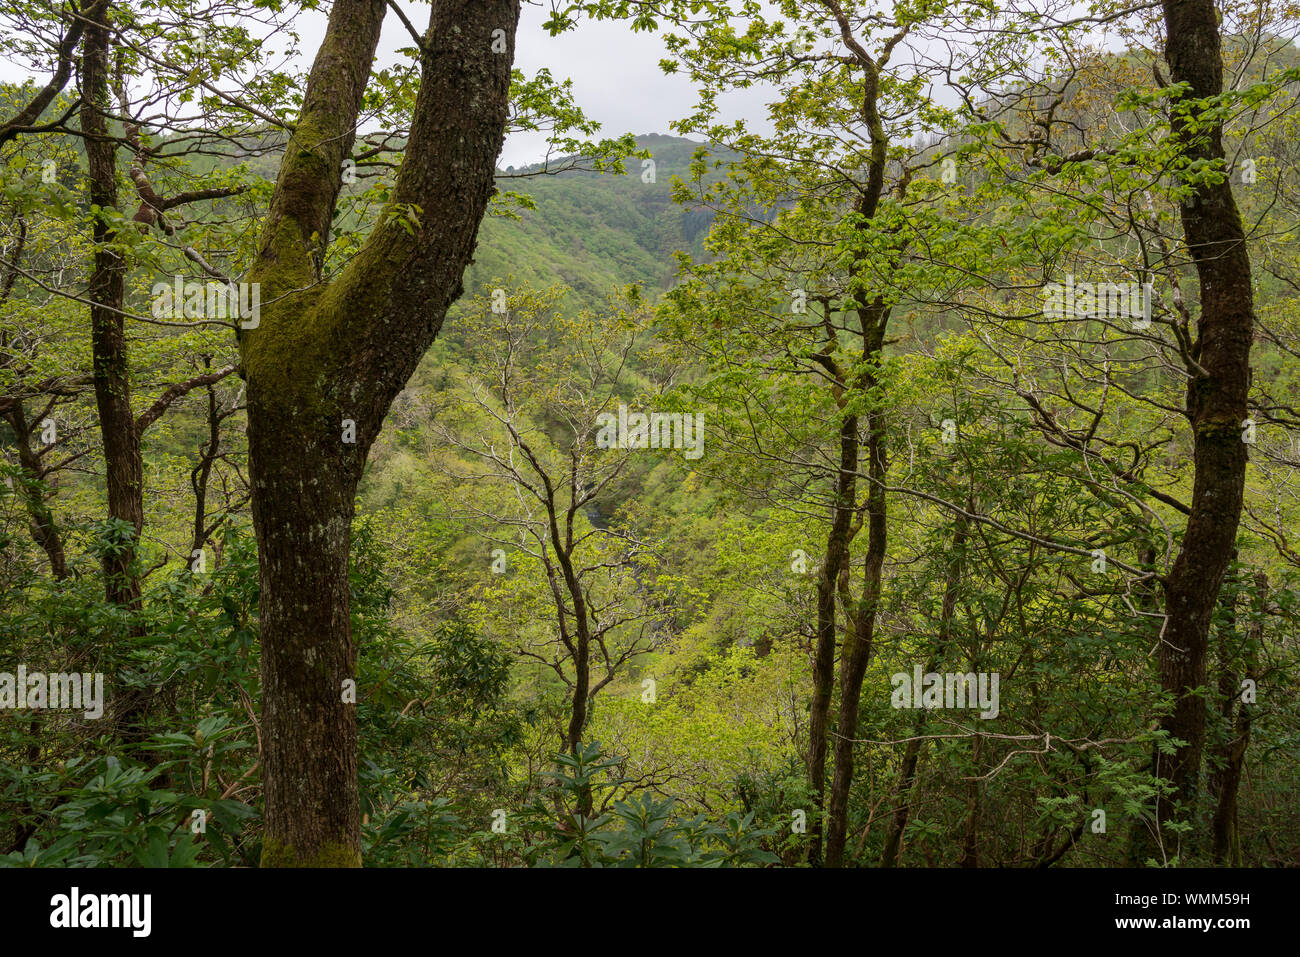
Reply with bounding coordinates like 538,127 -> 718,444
0,0 -> 1297,875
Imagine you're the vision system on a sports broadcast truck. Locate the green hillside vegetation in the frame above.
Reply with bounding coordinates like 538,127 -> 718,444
2,1 -> 1299,871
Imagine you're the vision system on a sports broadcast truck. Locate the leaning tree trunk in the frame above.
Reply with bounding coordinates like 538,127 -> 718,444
1139,0 -> 1255,861
244,0 -> 520,867
2,401 -> 71,854
6,403 -> 70,580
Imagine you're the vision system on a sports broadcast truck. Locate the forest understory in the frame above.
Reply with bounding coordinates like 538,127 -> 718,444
0,0 -> 1298,871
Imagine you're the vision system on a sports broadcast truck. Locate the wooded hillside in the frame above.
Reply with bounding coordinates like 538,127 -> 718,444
1,0 -> 1298,870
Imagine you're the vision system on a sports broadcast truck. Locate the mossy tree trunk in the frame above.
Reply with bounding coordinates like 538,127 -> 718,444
1135,0 -> 1255,861
80,2 -> 168,761
5,401 -> 71,581
242,0 -> 520,867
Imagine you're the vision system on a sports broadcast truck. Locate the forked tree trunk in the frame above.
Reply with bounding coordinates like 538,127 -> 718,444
245,0 -> 520,866
813,20 -> 896,864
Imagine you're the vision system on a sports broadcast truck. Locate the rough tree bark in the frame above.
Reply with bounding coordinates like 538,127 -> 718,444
1139,0 -> 1255,860
79,4 -> 241,751
242,0 -> 520,867
80,5 -> 144,613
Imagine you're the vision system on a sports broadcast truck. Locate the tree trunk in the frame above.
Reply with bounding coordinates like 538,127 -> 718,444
5,403 -> 70,580
814,30 -> 895,864
244,0 -> 520,866
959,733 -> 982,867
2,405 -> 68,854
807,409 -> 859,865
824,308 -> 888,867
80,2 -> 167,761
80,4 -> 144,611
1143,0 -> 1255,858
250,421 -> 362,867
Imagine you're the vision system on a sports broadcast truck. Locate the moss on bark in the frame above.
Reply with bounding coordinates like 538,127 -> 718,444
261,836 -> 362,869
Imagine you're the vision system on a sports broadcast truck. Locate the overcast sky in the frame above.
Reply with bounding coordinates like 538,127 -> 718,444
391,2 -> 775,167
508,4 -> 768,166
0,1 -> 776,168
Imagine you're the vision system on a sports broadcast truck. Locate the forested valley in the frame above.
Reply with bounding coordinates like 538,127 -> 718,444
1,0 -> 1298,872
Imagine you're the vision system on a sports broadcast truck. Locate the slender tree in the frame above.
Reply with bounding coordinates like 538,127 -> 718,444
1143,0 -> 1255,855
